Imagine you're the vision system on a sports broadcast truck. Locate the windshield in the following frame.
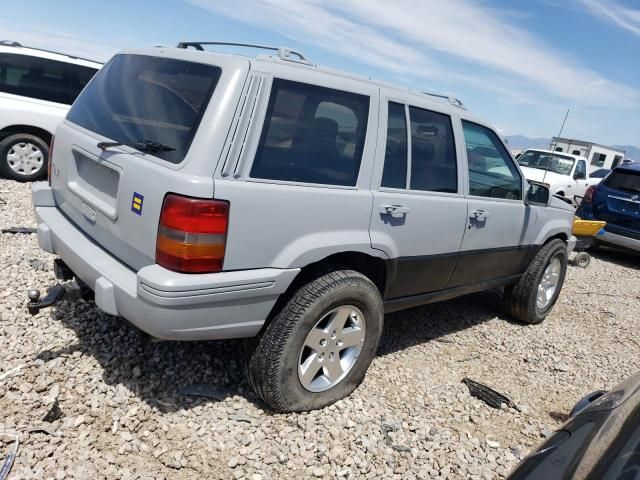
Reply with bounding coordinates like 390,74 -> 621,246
518,151 -> 575,175
67,54 -> 221,163
604,170 -> 640,194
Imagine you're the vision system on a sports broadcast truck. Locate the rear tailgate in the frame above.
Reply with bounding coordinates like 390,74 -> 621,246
594,168 -> 640,232
49,52 -> 249,270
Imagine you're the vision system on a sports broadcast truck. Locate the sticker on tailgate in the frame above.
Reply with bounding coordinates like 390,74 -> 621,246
131,192 -> 144,215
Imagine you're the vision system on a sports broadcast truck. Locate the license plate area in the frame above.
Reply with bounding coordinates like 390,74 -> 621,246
67,147 -> 121,220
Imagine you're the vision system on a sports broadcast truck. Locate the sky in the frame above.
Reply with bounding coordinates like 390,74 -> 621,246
1,0 -> 639,147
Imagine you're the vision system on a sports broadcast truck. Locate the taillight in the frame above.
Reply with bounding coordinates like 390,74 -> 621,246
156,194 -> 229,273
583,185 -> 596,203
47,136 -> 55,185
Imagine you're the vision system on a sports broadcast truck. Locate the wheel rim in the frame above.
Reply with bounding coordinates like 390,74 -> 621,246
298,305 -> 366,393
7,142 -> 44,176
537,257 -> 562,309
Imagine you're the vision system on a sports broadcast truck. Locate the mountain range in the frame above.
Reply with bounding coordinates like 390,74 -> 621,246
504,135 -> 639,161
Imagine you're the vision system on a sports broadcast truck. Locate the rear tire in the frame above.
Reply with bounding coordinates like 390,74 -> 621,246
503,239 -> 568,324
0,133 -> 49,181
248,269 -> 383,412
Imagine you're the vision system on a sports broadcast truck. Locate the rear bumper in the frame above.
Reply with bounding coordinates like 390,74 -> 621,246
32,183 -> 299,340
598,229 -> 640,252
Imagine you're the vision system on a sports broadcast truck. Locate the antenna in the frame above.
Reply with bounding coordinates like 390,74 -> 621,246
552,109 -> 570,150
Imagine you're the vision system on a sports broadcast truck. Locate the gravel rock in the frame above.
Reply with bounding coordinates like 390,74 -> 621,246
1,180 -> 639,479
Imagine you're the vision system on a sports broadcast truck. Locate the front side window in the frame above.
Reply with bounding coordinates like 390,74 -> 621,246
250,79 -> 370,186
462,121 -> 522,200
67,54 -> 221,164
0,53 -> 71,104
518,150 -> 575,175
575,160 -> 587,179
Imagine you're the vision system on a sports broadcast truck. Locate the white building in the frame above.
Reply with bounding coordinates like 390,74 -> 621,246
549,137 -> 625,172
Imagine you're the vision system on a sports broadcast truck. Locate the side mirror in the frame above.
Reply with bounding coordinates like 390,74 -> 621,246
525,181 -> 550,206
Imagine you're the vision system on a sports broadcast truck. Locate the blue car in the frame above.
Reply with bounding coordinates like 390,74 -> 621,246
577,163 -> 640,252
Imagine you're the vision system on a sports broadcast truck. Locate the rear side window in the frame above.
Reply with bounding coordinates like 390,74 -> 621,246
67,54 -> 221,164
409,106 -> 457,193
604,170 -> 640,193
250,79 -> 370,186
0,53 -> 78,104
462,121 -> 522,200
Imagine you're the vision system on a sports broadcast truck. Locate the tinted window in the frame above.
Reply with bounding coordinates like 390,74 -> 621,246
251,79 -> 369,186
575,160 -> 587,179
381,102 -> 407,189
67,54 -> 220,164
409,106 -> 457,192
462,121 -> 522,200
68,63 -> 98,100
604,170 -> 640,193
0,53 -> 73,104
590,168 -> 610,178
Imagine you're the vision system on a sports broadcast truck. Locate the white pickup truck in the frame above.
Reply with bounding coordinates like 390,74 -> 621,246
516,149 -> 602,201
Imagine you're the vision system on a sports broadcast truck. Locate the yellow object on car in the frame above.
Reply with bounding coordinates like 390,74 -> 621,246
572,217 -> 606,237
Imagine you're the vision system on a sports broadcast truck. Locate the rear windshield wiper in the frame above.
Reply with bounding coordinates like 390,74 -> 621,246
97,140 -> 175,153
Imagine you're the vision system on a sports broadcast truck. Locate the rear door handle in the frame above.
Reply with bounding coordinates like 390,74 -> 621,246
470,209 -> 491,221
379,204 -> 410,218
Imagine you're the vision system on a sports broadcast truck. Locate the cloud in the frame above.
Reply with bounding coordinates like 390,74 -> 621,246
187,0 -> 639,109
0,21 -> 118,62
576,0 -> 640,37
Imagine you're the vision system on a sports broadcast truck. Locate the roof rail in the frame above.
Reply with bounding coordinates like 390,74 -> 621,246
176,41 -> 310,64
0,40 -> 100,64
422,91 -> 466,110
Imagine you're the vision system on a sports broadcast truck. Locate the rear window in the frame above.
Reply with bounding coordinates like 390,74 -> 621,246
604,170 -> 640,193
67,54 -> 221,164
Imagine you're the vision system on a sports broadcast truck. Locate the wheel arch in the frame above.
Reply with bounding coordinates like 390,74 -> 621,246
0,125 -> 53,145
260,251 -> 387,335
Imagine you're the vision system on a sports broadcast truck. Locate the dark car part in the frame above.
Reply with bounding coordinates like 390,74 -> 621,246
509,372 -> 640,479
27,280 -> 86,315
462,378 -> 518,410
53,259 -> 74,281
570,390 -> 607,417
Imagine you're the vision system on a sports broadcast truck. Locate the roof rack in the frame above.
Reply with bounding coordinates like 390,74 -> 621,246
0,40 -> 100,64
176,41 -> 310,64
0,40 -> 22,47
422,91 -> 466,110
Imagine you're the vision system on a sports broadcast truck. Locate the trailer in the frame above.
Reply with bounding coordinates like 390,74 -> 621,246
549,137 -> 625,173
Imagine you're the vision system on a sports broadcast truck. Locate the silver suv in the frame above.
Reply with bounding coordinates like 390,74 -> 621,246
31,42 -> 576,412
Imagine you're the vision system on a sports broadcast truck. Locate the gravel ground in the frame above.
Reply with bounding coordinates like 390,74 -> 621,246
1,179 -> 639,480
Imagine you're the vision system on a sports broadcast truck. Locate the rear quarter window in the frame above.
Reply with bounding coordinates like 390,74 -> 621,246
67,54 -> 221,164
250,79 -> 370,186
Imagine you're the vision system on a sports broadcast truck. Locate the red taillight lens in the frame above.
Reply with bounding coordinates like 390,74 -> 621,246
583,185 -> 596,203
47,136 -> 55,185
156,194 -> 229,273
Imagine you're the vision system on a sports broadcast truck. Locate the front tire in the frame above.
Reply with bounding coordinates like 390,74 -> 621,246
503,239 -> 568,324
248,270 -> 384,412
0,133 -> 49,181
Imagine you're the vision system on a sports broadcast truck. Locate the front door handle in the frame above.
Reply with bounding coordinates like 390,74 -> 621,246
379,204 -> 410,218
470,209 -> 491,221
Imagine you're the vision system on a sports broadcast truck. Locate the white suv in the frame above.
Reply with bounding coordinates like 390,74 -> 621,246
0,40 -> 101,181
